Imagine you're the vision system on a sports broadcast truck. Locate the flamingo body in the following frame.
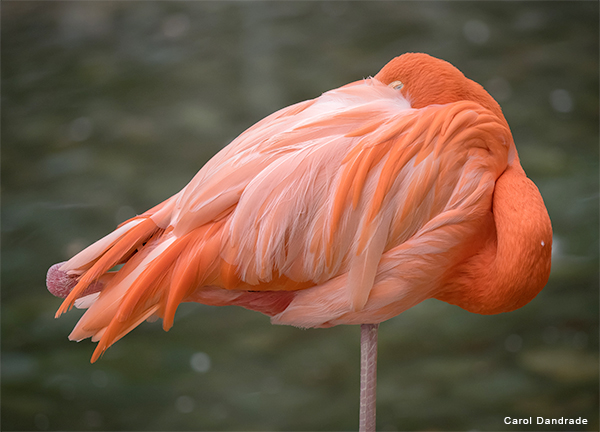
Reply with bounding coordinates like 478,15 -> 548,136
47,53 -> 552,362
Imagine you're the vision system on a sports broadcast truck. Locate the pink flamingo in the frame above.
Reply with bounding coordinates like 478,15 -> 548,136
47,53 -> 552,431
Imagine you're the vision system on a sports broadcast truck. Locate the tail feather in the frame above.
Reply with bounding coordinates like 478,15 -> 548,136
69,248 -> 173,363
59,218 -> 144,275
56,217 -> 161,317
164,222 -> 224,329
53,210 -> 302,362
66,220 -> 229,362
68,239 -> 164,342
91,304 -> 161,362
114,235 -> 178,324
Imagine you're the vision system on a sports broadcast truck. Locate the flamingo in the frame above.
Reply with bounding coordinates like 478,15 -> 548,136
46,53 -> 552,431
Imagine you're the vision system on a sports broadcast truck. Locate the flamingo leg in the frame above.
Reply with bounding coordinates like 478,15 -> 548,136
359,323 -> 379,432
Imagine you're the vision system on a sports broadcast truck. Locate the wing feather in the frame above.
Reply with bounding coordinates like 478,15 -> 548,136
173,80 -> 511,302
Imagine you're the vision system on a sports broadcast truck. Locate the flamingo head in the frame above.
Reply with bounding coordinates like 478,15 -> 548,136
375,53 -> 505,121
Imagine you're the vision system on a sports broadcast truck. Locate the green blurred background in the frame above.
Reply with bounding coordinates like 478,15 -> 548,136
2,2 -> 598,431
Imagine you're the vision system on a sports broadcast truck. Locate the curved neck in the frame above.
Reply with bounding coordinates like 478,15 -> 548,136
437,164 -> 553,314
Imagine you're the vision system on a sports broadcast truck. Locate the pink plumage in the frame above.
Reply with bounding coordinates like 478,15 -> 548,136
47,53 -> 552,363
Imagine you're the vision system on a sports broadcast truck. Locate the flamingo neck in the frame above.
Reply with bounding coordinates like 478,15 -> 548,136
436,164 -> 553,314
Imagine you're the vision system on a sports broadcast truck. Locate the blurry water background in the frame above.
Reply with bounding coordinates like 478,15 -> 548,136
2,2 -> 598,431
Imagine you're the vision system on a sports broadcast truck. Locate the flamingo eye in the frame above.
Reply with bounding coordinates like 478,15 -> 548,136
389,80 -> 404,90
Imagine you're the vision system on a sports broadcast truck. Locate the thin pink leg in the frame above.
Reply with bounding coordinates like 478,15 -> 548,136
46,261 -> 104,298
359,323 -> 379,432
